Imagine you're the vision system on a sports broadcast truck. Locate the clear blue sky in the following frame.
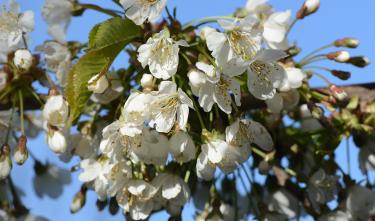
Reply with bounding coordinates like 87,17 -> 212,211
6,0 -> 375,220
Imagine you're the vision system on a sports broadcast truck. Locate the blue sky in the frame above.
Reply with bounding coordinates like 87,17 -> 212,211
5,0 -> 375,220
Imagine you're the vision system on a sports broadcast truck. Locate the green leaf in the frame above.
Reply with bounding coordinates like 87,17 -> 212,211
88,17 -> 140,50
65,17 -> 141,124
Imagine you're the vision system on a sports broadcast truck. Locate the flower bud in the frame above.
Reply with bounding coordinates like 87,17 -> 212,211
200,27 -> 216,40
109,197 -> 119,215
307,103 -> 324,119
96,198 -> 108,211
326,51 -> 350,63
14,135 -> 29,165
188,69 -> 206,87
47,130 -> 67,154
329,85 -> 348,101
88,74 -> 109,94
347,56 -> 370,68
297,0 -> 320,19
0,144 -> 12,180
334,38 -> 360,48
331,70 -> 351,80
140,73 -> 154,89
48,87 -> 59,96
70,186 -> 87,213
13,49 -> 33,70
0,71 -> 8,92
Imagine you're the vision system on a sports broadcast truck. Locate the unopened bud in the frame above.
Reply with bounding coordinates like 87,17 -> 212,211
0,71 -> 8,92
88,74 -> 109,94
14,135 -> 29,165
140,73 -> 154,89
48,87 -> 59,96
188,69 -> 206,87
287,45 -> 301,57
307,103 -> 324,119
326,51 -> 350,63
334,38 -> 360,48
347,56 -> 370,68
259,160 -> 270,175
329,85 -> 348,101
297,0 -> 320,19
96,198 -> 108,211
109,197 -> 119,215
47,130 -> 67,154
13,49 -> 33,70
70,186 -> 87,213
331,70 -> 351,80
200,27 -> 216,40
0,144 -> 12,180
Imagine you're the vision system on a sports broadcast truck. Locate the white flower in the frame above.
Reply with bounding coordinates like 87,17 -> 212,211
0,0 -> 34,62
90,71 -> 124,104
79,158 -> 112,200
194,62 -> 241,114
87,74 -> 109,94
206,16 -> 262,76
200,26 -> 216,40
42,0 -> 73,43
33,163 -> 71,198
346,185 -> 375,220
129,128 -> 169,165
245,0 -> 273,19
140,73 -> 154,89
120,92 -> 153,137
120,0 -> 167,25
263,10 -> 291,50
169,131 -> 196,163
106,161 -> 132,197
196,144 -> 216,180
116,179 -> 158,220
203,137 -> 241,174
37,41 -> 71,87
247,49 -> 287,100
149,81 -> 194,133
138,29 -> 188,80
0,71 -> 7,92
42,95 -> 69,128
152,173 -> 191,216
47,130 -> 67,154
300,104 -> 323,132
99,121 -> 132,161
226,118 -> 274,153
358,139 -> 375,173
307,169 -> 338,212
13,49 -> 33,70
267,189 -> 300,219
279,67 -> 306,92
266,90 -> 300,113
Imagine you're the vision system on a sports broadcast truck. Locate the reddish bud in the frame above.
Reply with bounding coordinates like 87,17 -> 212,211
331,70 -> 351,80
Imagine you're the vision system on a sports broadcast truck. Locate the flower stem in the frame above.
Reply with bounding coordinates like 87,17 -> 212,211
79,3 -> 121,17
300,43 -> 333,64
18,90 -> 25,135
182,16 -> 236,29
186,90 -> 206,130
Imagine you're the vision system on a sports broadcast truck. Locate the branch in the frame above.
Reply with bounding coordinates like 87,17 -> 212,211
240,82 -> 375,110
0,83 -> 374,111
